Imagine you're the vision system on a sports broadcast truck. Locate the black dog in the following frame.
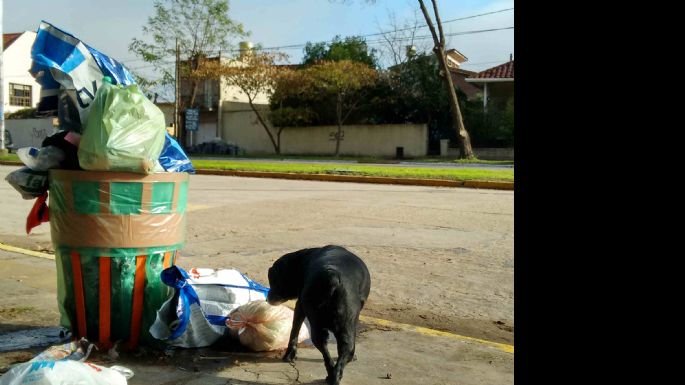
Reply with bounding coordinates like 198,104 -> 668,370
267,245 -> 371,385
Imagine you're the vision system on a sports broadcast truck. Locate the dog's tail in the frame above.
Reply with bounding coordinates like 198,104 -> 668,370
316,268 -> 343,309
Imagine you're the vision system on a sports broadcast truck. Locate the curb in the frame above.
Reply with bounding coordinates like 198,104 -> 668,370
0,161 -> 514,191
195,169 -> 514,190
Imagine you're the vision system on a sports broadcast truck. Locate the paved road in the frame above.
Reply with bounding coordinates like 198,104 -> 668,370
0,165 -> 514,384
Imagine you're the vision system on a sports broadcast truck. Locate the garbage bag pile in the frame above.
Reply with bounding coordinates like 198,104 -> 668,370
0,337 -> 135,385
148,265 -> 309,352
4,21 -> 195,234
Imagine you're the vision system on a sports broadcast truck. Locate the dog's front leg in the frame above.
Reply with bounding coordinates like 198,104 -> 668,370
283,300 -> 305,362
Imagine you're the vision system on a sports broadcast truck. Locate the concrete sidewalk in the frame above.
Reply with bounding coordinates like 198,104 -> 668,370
0,247 -> 513,385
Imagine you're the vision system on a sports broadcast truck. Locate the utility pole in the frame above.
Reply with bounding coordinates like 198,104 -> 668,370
0,0 -> 7,156
174,38 -> 180,143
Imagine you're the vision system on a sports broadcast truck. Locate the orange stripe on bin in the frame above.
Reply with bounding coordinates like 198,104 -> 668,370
70,251 -> 87,339
129,255 -> 147,349
163,251 -> 172,269
98,257 -> 111,346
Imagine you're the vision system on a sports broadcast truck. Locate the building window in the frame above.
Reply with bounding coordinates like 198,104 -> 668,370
9,83 -> 32,107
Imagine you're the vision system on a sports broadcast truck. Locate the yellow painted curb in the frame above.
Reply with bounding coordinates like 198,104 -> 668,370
359,315 -> 514,354
0,242 -> 55,260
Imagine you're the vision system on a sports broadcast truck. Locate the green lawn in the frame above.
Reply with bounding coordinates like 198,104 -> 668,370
194,154 -> 514,165
192,160 -> 514,182
0,153 -> 19,162
1,153 -> 514,182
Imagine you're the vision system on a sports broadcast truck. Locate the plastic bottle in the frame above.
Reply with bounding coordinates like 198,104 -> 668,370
17,146 -> 66,171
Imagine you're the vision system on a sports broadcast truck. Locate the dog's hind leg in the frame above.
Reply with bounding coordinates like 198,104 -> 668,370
311,327 -> 335,382
329,329 -> 355,385
283,301 -> 306,362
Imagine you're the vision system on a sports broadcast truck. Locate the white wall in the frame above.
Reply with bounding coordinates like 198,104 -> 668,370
3,31 -> 41,114
5,118 -> 57,149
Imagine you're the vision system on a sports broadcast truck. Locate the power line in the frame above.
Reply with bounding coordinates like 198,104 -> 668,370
363,7 -> 514,39
119,7 -> 513,65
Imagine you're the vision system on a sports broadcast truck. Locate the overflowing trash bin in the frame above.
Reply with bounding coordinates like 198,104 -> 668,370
4,21 -> 195,351
48,169 -> 189,348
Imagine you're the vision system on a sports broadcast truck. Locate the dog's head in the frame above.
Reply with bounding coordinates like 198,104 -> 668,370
266,248 -> 315,305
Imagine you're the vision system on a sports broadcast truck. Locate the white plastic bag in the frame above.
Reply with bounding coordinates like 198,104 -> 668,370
0,360 -> 129,385
149,266 -> 269,348
226,300 -> 310,352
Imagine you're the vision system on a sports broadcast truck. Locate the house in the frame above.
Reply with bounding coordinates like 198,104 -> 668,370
465,59 -> 514,111
3,31 -> 41,114
445,49 -> 482,100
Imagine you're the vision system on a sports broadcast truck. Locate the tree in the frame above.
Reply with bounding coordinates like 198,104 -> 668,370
301,60 -> 377,156
193,51 -> 292,154
303,36 -> 379,68
129,0 -> 248,145
333,0 -> 476,159
375,9 -> 432,68
417,0 -> 475,159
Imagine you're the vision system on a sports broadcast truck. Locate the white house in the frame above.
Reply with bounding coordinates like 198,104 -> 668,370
3,31 -> 41,114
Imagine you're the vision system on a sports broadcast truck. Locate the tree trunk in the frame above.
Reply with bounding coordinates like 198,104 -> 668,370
434,45 -> 474,159
335,94 -> 343,157
417,0 -> 475,160
248,99 -> 280,154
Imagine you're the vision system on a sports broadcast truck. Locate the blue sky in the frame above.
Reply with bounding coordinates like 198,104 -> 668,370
5,0 -> 513,78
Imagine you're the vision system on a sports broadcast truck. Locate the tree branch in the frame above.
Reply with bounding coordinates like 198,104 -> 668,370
417,0 -> 441,48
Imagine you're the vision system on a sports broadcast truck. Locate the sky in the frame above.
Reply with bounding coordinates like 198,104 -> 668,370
4,0 -> 513,86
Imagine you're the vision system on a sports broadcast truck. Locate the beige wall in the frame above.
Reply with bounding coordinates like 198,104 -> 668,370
221,101 -> 274,152
281,124 -> 427,157
221,102 -> 427,156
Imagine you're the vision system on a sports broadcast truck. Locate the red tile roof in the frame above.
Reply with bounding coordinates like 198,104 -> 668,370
3,33 -> 23,49
474,60 -> 514,79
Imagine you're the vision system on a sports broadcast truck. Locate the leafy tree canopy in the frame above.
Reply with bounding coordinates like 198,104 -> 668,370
302,36 -> 378,68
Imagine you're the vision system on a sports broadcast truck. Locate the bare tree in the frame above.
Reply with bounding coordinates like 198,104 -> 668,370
418,0 -> 474,159
193,51 -> 291,154
375,7 -> 431,68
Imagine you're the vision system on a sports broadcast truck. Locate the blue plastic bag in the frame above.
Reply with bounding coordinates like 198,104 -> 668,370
159,133 -> 195,173
30,21 -> 136,132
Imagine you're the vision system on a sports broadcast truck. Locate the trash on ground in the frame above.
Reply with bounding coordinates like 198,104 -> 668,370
149,266 -> 269,348
30,337 -> 97,362
226,300 -> 311,352
0,360 -> 131,385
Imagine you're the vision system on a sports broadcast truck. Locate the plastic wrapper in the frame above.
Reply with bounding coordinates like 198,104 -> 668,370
17,146 -> 65,171
0,360 -> 131,385
226,301 -> 311,352
31,338 -> 96,362
5,167 -> 48,199
48,170 -> 188,347
159,133 -> 195,173
30,21 -> 136,133
149,266 -> 269,348
78,79 -> 166,174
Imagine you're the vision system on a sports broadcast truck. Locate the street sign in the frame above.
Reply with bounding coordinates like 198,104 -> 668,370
185,108 -> 199,132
